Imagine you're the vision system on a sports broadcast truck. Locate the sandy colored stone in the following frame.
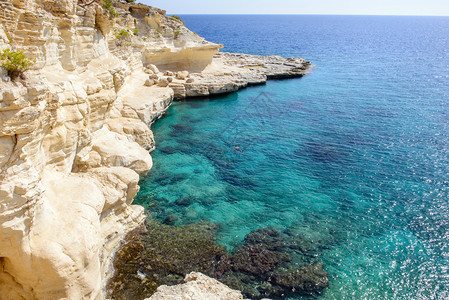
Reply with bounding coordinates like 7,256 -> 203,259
147,272 -> 244,300
176,70 -> 190,80
145,78 -> 155,86
147,64 -> 160,74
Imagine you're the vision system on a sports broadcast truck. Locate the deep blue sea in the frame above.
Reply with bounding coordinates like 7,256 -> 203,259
136,15 -> 449,299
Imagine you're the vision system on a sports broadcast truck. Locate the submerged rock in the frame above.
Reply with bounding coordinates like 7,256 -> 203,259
108,222 -> 329,300
107,220 -> 229,299
163,214 -> 178,225
174,196 -> 195,207
272,262 -> 329,292
231,244 -> 291,275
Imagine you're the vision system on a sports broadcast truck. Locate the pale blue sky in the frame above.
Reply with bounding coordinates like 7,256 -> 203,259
140,0 -> 449,16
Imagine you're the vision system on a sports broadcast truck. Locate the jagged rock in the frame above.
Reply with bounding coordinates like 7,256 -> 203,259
144,68 -> 155,74
164,71 -> 174,76
186,78 -> 195,83
166,76 -> 173,83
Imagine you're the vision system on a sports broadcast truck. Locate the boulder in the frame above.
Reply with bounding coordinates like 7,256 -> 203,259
158,77 -> 170,87
147,272 -> 243,300
176,70 -> 190,80
144,79 -> 155,86
147,64 -> 160,74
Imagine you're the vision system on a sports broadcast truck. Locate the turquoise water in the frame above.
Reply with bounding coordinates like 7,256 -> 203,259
136,16 -> 449,299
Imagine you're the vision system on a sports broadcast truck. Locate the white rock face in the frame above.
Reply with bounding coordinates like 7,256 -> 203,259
0,0 -> 180,299
147,272 -> 244,300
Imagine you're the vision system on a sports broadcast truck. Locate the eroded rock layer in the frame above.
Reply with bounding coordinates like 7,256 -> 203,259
0,0 -> 311,299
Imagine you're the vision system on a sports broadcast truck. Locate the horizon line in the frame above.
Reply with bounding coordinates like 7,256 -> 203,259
168,13 -> 449,17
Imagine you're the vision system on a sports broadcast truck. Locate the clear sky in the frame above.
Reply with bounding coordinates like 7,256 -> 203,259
140,0 -> 449,16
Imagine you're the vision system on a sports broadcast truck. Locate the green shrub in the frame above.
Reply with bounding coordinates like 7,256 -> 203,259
133,28 -> 139,36
115,29 -> 130,40
171,15 -> 184,25
0,48 -> 33,79
125,0 -> 135,2
102,0 -> 120,18
173,30 -> 180,38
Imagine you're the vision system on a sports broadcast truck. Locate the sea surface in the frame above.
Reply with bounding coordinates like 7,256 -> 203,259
136,15 -> 449,299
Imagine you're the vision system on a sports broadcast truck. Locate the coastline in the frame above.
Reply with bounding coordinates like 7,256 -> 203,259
0,0 -> 311,299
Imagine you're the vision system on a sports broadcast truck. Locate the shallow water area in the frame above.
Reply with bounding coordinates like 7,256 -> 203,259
135,15 -> 449,299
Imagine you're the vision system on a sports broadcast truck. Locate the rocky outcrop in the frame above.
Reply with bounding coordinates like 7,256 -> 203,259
168,52 -> 310,99
146,272 -> 244,300
0,0 -> 311,299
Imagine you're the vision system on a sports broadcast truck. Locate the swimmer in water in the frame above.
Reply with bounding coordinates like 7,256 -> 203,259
234,145 -> 240,151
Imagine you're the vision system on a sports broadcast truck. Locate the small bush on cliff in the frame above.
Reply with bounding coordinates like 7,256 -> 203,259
115,29 -> 130,39
125,0 -> 135,2
0,49 -> 33,80
114,29 -> 131,46
133,28 -> 139,36
171,15 -> 184,25
102,0 -> 120,18
173,30 -> 180,38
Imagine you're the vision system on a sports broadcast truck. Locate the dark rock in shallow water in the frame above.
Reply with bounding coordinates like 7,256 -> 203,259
107,220 -> 228,300
231,244 -> 291,275
107,223 -> 329,300
272,262 -> 329,292
244,227 -> 284,249
163,214 -> 178,225
169,123 -> 194,138
174,196 -> 195,207
170,123 -> 194,133
302,141 -> 348,164
188,101 -> 205,109
218,169 -> 258,189
153,173 -> 189,186
159,146 -> 179,154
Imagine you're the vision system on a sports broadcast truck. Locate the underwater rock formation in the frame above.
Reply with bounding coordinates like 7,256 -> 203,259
109,223 -> 329,300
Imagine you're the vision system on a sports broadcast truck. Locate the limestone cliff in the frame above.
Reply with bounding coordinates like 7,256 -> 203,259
0,0 -> 221,298
0,0 -> 310,299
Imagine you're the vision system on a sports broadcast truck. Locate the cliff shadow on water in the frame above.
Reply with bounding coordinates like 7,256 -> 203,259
107,218 -> 329,300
